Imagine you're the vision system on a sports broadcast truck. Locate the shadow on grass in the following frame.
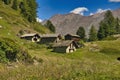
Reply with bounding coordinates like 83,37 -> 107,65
100,48 -> 120,54
100,48 -> 120,60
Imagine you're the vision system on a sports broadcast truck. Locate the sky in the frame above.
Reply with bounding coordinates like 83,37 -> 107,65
36,0 -> 120,22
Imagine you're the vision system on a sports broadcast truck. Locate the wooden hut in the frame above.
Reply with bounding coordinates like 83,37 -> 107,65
52,40 -> 76,53
65,34 -> 80,42
65,34 -> 81,48
39,34 -> 62,44
20,33 -> 40,42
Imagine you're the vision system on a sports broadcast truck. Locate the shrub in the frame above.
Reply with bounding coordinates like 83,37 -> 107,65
79,40 -> 85,47
0,37 -> 33,63
0,50 -> 8,63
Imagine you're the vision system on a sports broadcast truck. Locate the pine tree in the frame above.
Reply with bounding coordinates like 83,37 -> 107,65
103,10 -> 115,36
45,20 -> 55,33
115,18 -> 120,34
89,25 -> 97,41
2,0 -> 11,5
19,0 -> 37,22
12,0 -> 18,10
27,0 -> 37,22
76,27 -> 85,40
97,10 -> 116,40
19,0 -> 30,18
97,21 -> 105,40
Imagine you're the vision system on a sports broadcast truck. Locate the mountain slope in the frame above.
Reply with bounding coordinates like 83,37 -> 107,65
47,8 -> 120,36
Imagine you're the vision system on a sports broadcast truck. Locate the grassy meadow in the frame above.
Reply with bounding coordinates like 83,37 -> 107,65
0,40 -> 120,80
0,1 -> 120,80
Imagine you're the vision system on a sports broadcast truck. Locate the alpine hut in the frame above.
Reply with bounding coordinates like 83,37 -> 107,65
39,34 -> 62,44
20,33 -> 40,42
52,40 -> 76,53
65,34 -> 81,48
65,34 -> 80,42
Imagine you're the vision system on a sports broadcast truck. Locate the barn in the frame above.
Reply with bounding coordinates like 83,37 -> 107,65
20,33 -> 40,42
52,40 -> 76,53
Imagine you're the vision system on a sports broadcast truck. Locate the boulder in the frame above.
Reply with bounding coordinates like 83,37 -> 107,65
0,25 -> 2,29
0,17 -> 3,19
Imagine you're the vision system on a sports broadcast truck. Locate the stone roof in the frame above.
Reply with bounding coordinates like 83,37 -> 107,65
20,33 -> 60,38
40,34 -> 60,38
65,34 -> 80,38
53,40 -> 73,47
20,33 -> 37,38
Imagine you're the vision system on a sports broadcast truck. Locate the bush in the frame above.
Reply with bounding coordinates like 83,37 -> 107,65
0,50 -> 8,63
0,37 -> 33,63
79,40 -> 85,47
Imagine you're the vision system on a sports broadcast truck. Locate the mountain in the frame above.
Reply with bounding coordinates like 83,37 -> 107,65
44,8 -> 120,37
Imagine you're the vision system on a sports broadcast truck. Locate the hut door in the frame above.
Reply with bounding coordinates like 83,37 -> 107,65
69,43 -> 74,52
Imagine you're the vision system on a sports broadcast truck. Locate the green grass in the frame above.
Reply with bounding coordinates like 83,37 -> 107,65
0,40 -> 120,80
0,1 -> 120,80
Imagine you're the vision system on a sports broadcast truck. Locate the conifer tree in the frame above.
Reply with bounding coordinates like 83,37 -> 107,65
12,0 -> 18,10
115,18 -> 120,34
19,0 -> 30,18
97,10 -> 116,40
89,25 -> 97,41
76,27 -> 85,40
27,0 -> 37,22
103,10 -> 115,36
2,0 -> 11,5
45,20 -> 55,33
19,0 -> 37,22
97,21 -> 105,40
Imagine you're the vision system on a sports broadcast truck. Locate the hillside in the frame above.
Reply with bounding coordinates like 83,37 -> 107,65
0,0 -> 50,39
44,8 -> 120,36
0,0 -> 51,63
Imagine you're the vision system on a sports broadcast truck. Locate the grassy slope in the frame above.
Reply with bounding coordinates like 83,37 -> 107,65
0,40 -> 120,80
0,1 -> 50,40
0,1 -> 50,57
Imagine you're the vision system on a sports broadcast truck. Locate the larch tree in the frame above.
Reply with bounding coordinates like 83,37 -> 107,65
115,18 -> 120,34
45,20 -> 56,33
76,27 -> 85,40
2,0 -> 11,5
12,0 -> 18,10
19,0 -> 37,22
97,21 -> 106,40
89,25 -> 97,41
97,10 -> 116,40
103,10 -> 116,36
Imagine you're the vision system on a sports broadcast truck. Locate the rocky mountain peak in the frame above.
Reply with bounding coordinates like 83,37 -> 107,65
43,9 -> 120,37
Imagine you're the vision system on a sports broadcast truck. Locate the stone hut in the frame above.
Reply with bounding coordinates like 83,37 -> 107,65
65,34 -> 81,48
65,34 -> 80,42
39,34 -> 62,44
52,40 -> 76,53
20,33 -> 40,42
